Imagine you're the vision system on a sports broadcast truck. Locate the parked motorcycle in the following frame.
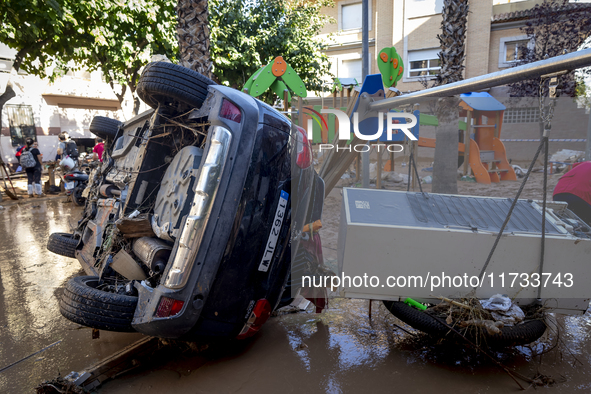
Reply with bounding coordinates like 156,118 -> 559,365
59,157 -> 89,206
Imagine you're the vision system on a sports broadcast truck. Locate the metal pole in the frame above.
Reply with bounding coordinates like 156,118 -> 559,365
464,110 -> 472,176
586,111 -> 591,161
368,48 -> 591,113
362,0 -> 370,188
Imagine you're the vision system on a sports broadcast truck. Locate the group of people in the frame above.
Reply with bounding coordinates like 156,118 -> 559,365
16,133 -> 105,198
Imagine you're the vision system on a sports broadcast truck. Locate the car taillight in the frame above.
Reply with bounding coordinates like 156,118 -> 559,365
236,299 -> 272,339
220,99 -> 242,123
295,126 -> 311,169
154,296 -> 184,318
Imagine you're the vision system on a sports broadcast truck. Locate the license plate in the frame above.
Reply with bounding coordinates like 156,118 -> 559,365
65,181 -> 75,190
258,190 -> 289,272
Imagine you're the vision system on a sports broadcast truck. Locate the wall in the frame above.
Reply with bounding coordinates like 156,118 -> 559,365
464,1 -> 492,79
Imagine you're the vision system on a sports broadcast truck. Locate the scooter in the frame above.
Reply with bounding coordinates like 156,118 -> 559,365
63,170 -> 89,206
59,157 -> 89,206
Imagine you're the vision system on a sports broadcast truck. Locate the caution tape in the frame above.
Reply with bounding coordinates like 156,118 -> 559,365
500,139 -> 586,142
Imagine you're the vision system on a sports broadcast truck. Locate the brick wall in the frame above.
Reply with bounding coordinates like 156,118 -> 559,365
465,1 -> 492,79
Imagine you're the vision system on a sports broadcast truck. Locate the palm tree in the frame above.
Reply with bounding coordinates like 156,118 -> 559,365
436,0 -> 469,85
177,0 -> 212,78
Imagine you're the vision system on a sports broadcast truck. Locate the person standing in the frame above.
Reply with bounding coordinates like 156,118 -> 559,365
56,132 -> 68,161
93,138 -> 105,162
22,138 -> 44,197
553,161 -> 591,225
15,144 -> 26,171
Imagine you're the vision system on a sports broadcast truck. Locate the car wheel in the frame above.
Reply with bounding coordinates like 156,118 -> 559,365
383,301 -> 546,347
89,116 -> 122,140
60,276 -> 138,332
47,232 -> 79,258
71,186 -> 86,207
137,61 -> 216,111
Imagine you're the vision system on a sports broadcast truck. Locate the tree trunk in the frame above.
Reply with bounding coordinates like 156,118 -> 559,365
432,100 -> 459,194
431,0 -> 468,194
177,0 -> 212,78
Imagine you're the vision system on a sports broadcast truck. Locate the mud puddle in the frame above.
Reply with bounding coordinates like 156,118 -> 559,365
0,200 -> 145,394
101,298 -> 591,393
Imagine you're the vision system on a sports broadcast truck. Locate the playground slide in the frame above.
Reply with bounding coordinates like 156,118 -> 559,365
417,137 -> 517,184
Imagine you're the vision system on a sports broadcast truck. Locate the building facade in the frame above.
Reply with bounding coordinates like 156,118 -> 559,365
0,43 -> 140,168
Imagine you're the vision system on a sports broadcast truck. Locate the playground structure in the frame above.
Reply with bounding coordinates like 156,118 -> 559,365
240,49 -> 591,190
417,92 -> 517,184
242,56 -> 307,102
319,49 -> 591,196
240,50 -> 517,188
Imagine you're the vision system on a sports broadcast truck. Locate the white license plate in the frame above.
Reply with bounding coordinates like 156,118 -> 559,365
65,181 -> 75,190
258,190 -> 289,272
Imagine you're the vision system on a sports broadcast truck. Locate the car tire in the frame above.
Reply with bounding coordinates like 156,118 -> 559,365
60,276 -> 137,332
71,186 -> 86,207
47,232 -> 79,258
484,319 -> 547,348
89,116 -> 122,140
137,61 -> 216,111
383,301 -> 452,337
383,301 -> 546,347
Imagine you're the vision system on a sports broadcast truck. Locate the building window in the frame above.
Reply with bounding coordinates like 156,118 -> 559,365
339,0 -> 372,31
498,35 -> 532,68
405,0 -> 444,18
504,40 -> 529,63
340,59 -> 362,83
408,49 -> 441,78
342,3 -> 362,30
0,57 -> 12,73
503,107 -> 540,124
5,105 -> 36,147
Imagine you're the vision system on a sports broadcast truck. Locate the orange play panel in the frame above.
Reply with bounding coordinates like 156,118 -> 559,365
272,56 -> 287,77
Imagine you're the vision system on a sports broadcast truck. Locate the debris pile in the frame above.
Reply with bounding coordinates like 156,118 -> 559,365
429,295 -> 547,345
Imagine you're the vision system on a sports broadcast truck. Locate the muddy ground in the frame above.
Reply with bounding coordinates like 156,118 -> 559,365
1,166 -> 590,393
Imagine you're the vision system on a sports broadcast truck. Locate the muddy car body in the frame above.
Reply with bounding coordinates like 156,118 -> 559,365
51,62 -> 323,341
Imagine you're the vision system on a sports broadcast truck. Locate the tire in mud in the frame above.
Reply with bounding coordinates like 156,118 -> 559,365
47,232 -> 79,258
89,116 -> 122,140
60,276 -> 137,332
383,301 -> 546,347
137,61 -> 215,111
485,319 -> 547,348
383,301 -> 451,337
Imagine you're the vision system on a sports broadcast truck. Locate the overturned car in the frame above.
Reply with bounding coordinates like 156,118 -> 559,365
48,62 -> 325,340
